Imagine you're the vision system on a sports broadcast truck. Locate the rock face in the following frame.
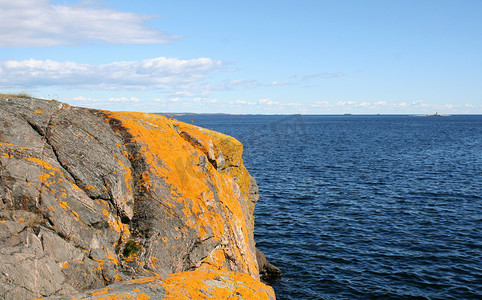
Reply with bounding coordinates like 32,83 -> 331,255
0,96 -> 275,299
47,271 -> 275,299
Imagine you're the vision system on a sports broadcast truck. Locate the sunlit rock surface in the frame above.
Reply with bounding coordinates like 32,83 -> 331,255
0,96 -> 275,299
45,271 -> 275,300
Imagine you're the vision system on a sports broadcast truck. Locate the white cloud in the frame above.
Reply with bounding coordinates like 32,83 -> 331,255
217,79 -> 260,90
109,97 -> 140,103
311,101 -> 329,107
0,0 -> 176,47
336,101 -> 357,106
231,100 -> 256,105
204,78 -> 294,91
0,57 -> 225,90
230,98 -> 285,106
201,72 -> 344,92
285,102 -> 302,106
258,98 -> 270,104
258,98 -> 280,105
270,81 -> 290,86
192,97 -> 216,103
305,99 -> 477,114
69,96 -> 140,102
174,91 -> 196,97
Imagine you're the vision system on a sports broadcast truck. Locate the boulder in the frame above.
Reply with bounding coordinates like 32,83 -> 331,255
0,95 -> 276,299
256,248 -> 282,283
44,271 -> 275,300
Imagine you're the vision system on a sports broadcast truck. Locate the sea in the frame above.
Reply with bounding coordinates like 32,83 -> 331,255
172,114 -> 481,300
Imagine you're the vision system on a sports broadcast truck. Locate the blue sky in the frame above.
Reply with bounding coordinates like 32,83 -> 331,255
1,0 -> 481,114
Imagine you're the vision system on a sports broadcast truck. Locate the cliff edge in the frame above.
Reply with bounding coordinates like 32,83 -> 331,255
0,95 -> 278,299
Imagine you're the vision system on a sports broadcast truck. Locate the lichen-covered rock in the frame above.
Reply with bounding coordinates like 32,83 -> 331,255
0,96 -> 275,299
43,270 -> 275,300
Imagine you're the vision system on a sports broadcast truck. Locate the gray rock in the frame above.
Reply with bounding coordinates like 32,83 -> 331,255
0,95 -> 277,299
256,248 -> 282,283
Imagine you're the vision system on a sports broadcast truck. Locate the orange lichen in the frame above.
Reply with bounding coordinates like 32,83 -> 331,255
1,152 -> 14,159
90,288 -> 110,296
76,271 -> 272,299
61,261 -> 70,269
122,253 -> 139,264
90,294 -> 150,300
197,248 -> 227,272
161,271 -> 274,299
103,208 -> 130,238
105,249 -> 120,265
59,201 -> 68,210
92,257 -> 105,266
25,157 -> 62,173
105,112 -> 210,202
149,256 -> 160,268
34,109 -> 42,114
177,122 -> 257,226
124,276 -> 159,285
103,111 -> 259,277
57,200 -> 80,221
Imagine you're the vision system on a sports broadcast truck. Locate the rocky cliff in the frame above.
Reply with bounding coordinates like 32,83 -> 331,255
0,95 -> 278,299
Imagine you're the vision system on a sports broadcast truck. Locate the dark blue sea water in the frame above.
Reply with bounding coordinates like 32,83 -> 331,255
173,114 -> 482,300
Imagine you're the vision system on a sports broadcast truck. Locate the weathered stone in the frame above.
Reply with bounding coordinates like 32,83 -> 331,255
104,111 -> 259,277
0,95 -> 277,299
256,247 -> 283,282
45,271 -> 276,300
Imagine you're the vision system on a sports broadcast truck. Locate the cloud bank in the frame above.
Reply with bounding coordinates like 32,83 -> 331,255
0,0 -> 175,47
0,57 -> 225,90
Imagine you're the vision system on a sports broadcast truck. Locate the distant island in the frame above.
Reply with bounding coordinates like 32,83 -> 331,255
409,112 -> 451,117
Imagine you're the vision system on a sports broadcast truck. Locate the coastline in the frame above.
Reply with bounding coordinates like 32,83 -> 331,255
0,95 -> 278,299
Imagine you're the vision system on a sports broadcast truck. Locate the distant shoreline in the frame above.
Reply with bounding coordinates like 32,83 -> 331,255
409,113 -> 451,117
156,113 -> 475,117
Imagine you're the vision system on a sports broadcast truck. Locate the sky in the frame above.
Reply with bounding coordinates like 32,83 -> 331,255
1,0 -> 481,114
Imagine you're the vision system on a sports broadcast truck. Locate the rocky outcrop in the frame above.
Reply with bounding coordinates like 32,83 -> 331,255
47,271 -> 275,299
0,95 -> 276,299
256,248 -> 282,283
